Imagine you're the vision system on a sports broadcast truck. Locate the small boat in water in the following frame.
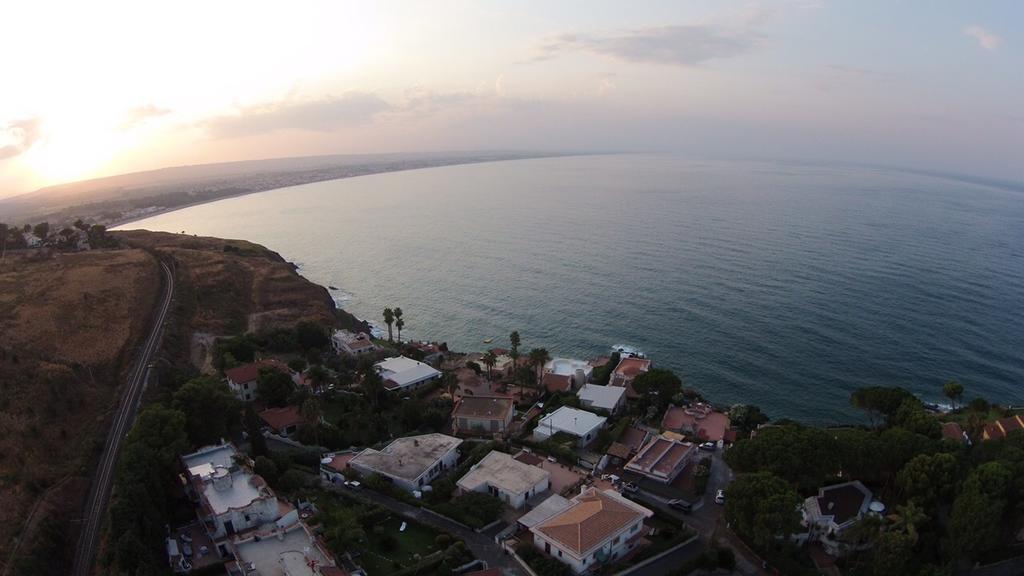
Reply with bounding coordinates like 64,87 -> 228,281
329,285 -> 339,290
611,344 -> 645,358
483,337 -> 494,344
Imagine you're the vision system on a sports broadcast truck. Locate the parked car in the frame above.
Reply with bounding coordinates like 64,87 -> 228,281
667,499 -> 692,513
622,482 -> 639,494
345,480 -> 361,490
182,542 -> 193,557
715,489 -> 726,504
699,442 -> 716,451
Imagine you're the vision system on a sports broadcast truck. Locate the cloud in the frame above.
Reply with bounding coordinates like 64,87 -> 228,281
0,117 -> 43,160
120,104 -> 172,130
964,25 -> 1001,50
533,25 -> 760,66
201,92 -> 391,138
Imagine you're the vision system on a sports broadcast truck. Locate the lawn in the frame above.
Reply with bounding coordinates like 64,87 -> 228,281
353,515 -> 446,576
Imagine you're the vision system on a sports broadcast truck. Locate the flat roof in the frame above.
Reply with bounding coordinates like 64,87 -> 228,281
457,451 -> 550,496
537,406 -> 606,437
201,469 -> 267,515
182,443 -> 238,473
350,433 -> 462,482
233,523 -> 332,576
518,494 -> 571,528
577,384 -> 626,410
376,356 -> 441,389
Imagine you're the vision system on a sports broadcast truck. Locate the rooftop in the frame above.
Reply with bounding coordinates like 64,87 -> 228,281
533,488 -> 651,556
201,467 -> 268,515
457,451 -> 550,496
350,433 -> 462,482
232,523 -> 334,576
226,359 -> 290,385
545,358 -> 591,377
809,481 -> 873,527
537,406 -> 607,437
612,357 -> 650,379
941,421 -> 965,442
183,443 -> 239,474
542,373 -> 573,394
577,384 -> 626,411
517,494 -> 571,528
661,404 -> 731,442
376,356 -> 441,389
624,436 -> 694,481
454,396 -> 514,420
259,406 -> 303,432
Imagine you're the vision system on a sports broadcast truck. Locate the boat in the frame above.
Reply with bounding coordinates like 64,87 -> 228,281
329,285 -> 339,290
611,344 -> 645,358
483,337 -> 493,344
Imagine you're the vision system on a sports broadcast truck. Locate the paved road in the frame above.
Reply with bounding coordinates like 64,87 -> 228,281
330,485 -> 525,576
72,260 -> 174,576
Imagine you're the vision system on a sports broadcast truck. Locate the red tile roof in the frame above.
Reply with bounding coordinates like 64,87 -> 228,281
258,406 -> 303,432
983,415 -> 1024,440
660,404 -> 730,442
612,357 -> 651,379
543,373 -> 573,393
941,422 -> 964,442
535,489 -> 649,556
225,359 -> 289,385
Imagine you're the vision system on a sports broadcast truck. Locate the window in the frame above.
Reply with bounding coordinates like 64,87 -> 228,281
613,536 -> 619,545
558,551 -> 562,557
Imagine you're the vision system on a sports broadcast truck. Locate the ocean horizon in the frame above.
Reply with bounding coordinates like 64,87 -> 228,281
117,154 -> 1024,424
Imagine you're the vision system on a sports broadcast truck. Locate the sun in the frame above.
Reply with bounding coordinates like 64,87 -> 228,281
20,114 -> 142,187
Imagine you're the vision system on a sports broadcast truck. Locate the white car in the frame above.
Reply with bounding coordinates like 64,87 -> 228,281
715,489 -> 725,504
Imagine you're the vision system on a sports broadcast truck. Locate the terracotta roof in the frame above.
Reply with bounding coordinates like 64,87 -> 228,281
258,406 -> 303,432
941,421 -> 964,442
454,396 -> 514,420
612,357 -> 651,379
535,489 -> 649,556
660,404 -> 730,442
618,426 -> 650,451
983,415 -> 1024,440
543,373 -> 573,393
225,359 -> 288,385
606,442 -> 632,459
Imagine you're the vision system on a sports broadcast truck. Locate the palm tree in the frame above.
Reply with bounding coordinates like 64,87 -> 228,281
529,348 -> 550,387
943,380 -> 964,411
443,371 -> 459,398
382,308 -> 394,342
307,364 -> 328,394
394,308 -> 404,341
509,331 -> 521,384
482,350 -> 497,381
890,501 -> 928,544
300,397 -> 324,446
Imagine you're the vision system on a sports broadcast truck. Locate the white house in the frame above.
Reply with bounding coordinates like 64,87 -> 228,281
349,433 -> 462,492
22,232 -> 42,248
180,444 -> 284,548
797,480 -> 875,556
224,359 -> 297,402
576,384 -> 627,414
531,487 -> 653,574
457,451 -> 550,510
227,521 -> 343,576
543,358 -> 593,389
375,356 -> 442,392
534,406 -> 606,448
332,329 -> 378,357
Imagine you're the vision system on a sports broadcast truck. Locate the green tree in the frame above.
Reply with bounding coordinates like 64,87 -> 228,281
948,486 -> 1004,560
307,364 -> 329,393
897,452 -> 959,508
723,471 -> 802,549
893,398 -> 941,438
253,455 -> 280,485
528,347 -> 550,387
361,368 -> 385,409
383,307 -> 395,341
725,424 -> 840,492
257,366 -> 295,407
300,398 -> 324,446
33,221 -> 49,239
632,368 -> 682,412
322,507 -> 366,554
482,350 -> 497,381
869,532 -> 914,576
509,331 -> 521,384
591,352 -> 620,386
943,380 -> 965,411
124,404 -> 189,473
850,386 -> 916,429
295,321 -> 328,350
244,404 -> 268,456
172,375 -> 242,446
890,501 -> 929,544
393,307 -> 404,341
729,404 -> 769,434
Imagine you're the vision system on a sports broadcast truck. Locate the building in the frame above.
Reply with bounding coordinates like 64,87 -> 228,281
543,358 -> 593,390
577,384 -> 627,414
375,356 -> 442,392
941,421 -> 969,444
661,403 -> 731,442
331,329 -> 378,357
533,406 -> 607,448
22,232 -> 42,247
258,406 -> 303,438
320,451 -> 358,485
180,443 -> 283,549
623,435 -> 695,484
452,396 -> 515,435
609,357 -> 651,399
226,521 -> 348,576
457,450 -> 551,509
410,341 -> 445,365
349,433 -> 462,492
225,359 -> 297,402
799,481 -> 875,556
517,494 -> 571,531
982,414 -> 1024,441
542,373 -> 574,394
531,487 -> 653,574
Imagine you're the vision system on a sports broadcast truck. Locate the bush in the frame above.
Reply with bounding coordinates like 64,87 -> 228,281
253,456 -> 280,485
432,492 -> 503,528
435,534 -> 452,548
277,469 -> 309,492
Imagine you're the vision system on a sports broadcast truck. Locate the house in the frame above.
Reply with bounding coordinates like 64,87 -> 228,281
22,232 -> 42,248
623,435 -> 695,484
258,406 -> 303,438
225,359 -> 297,402
609,357 -> 651,399
533,406 -> 607,448
661,403 -> 731,442
531,487 -> 653,574
331,329 -> 378,357
517,493 -> 571,530
226,521 -> 348,576
457,451 -> 551,509
349,433 -> 462,492
375,356 -> 442,392
798,480 -> 875,556
319,451 -> 358,485
410,341 -> 445,365
542,373 -> 574,394
180,443 -> 283,549
982,415 -> 1024,441
606,425 -> 652,465
577,384 -> 627,414
942,421 -> 969,444
452,396 -> 515,436
543,358 -> 593,390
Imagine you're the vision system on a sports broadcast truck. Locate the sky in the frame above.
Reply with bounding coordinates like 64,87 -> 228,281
0,0 -> 1021,196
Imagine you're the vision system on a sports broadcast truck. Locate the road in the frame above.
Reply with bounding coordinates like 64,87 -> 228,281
72,259 -> 175,576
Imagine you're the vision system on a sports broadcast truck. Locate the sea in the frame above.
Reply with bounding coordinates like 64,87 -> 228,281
116,154 -> 1024,424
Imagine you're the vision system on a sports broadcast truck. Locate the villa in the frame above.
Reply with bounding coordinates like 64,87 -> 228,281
530,487 -> 653,574
577,384 -> 627,414
225,359 -> 297,402
331,329 -> 378,357
661,403 -> 731,442
982,415 -> 1024,441
797,480 -> 875,557
349,433 -> 462,492
609,357 -> 651,399
226,521 -> 347,576
258,406 -> 303,438
375,355 -> 442,392
623,435 -> 695,484
543,358 -> 593,389
452,395 -> 515,436
533,406 -> 607,448
457,450 -> 551,509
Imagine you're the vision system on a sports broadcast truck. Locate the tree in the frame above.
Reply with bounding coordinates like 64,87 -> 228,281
725,424 -> 840,492
244,405 -> 268,456
253,455 -> 280,485
509,331 -> 521,384
300,398 -> 324,446
889,501 -> 929,544
383,308 -> 395,341
288,358 -> 308,372
897,452 -> 959,509
394,307 -> 404,341
528,347 -> 550,386
729,404 -> 769,434
307,364 -> 329,394
723,471 -> 802,549
361,368 -> 385,409
172,375 -> 242,446
442,371 -> 459,397
124,405 -> 189,474
943,380 -> 965,411
482,350 -> 497,381
592,352 -> 620,386
893,399 -> 942,438
948,486 -> 1004,560
257,366 -> 295,407
850,386 -> 916,429
868,532 -> 914,576
295,321 -> 328,350
632,368 -> 682,413
33,222 -> 49,239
